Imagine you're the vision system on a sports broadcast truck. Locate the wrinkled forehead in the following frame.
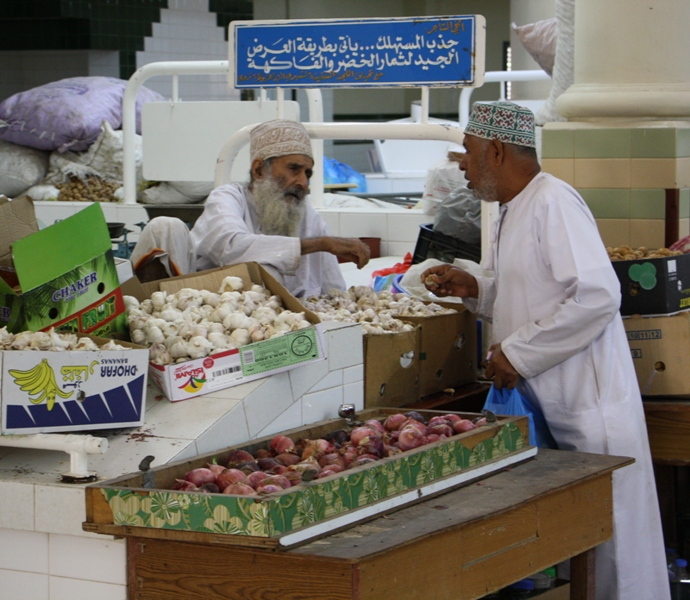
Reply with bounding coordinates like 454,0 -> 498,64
269,154 -> 314,170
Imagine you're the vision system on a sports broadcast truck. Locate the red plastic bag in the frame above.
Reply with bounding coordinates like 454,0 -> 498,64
371,253 -> 413,278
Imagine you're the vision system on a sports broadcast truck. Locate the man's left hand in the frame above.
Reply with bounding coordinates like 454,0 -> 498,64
483,344 -> 519,389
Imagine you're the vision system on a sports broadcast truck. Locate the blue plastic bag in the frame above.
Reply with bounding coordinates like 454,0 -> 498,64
483,385 -> 557,448
323,157 -> 367,192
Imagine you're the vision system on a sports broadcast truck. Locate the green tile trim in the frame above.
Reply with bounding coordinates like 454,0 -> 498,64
631,128 -> 680,159
579,188 -> 630,219
678,130 -> 690,159
680,189 -> 690,219
574,129 -> 631,159
630,189 -> 666,219
541,129 -> 574,159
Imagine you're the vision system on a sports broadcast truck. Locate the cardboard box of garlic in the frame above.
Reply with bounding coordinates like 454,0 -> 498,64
0,327 -> 148,434
300,288 -> 478,406
120,263 -> 324,402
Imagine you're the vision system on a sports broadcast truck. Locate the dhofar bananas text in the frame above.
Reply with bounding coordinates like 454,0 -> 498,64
9,359 -> 72,411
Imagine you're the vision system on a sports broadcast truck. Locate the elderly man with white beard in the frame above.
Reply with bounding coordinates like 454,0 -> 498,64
190,119 -> 370,297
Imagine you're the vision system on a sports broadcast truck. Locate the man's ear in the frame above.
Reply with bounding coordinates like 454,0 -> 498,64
490,139 -> 505,166
251,158 -> 264,180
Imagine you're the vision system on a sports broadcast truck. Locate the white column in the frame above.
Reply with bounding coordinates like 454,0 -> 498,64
556,0 -> 690,119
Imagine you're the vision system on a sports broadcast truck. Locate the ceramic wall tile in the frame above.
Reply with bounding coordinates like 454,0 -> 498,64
343,364 -> 364,385
386,212 -> 429,243
288,358 -> 330,400
244,372 -> 295,438
680,218 -> 690,239
35,485 -> 87,537
0,529 -> 48,572
302,387 -> 344,424
317,211 -> 339,235
49,534 -> 126,584
574,128 -> 631,159
678,158 -> 690,188
339,212 -> 388,238
630,189 -> 666,219
541,128 -> 574,159
0,481 -> 34,531
0,569 -> 49,600
579,189 -> 630,219
33,203 -> 77,228
343,382 -> 364,411
630,219 -> 665,249
575,159 -> 631,189
255,398 -> 304,438
540,158 -> 575,186
143,394 -> 244,441
308,369 -> 343,394
631,128 -> 679,158
50,578 -> 127,600
201,378 -> 266,401
630,158 -> 680,188
194,403 -> 250,455
325,324 -> 363,370
680,189 -> 690,219
595,219 -> 630,248
387,241 -> 417,257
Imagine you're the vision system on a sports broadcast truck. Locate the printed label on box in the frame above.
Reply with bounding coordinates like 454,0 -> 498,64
240,328 -> 320,376
626,329 -> 662,341
631,348 -> 642,359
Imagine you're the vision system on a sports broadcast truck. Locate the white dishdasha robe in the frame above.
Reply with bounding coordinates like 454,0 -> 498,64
463,172 -> 669,600
192,183 -> 346,298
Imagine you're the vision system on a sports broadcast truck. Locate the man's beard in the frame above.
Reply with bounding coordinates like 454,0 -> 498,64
471,152 -> 499,203
252,175 -> 306,237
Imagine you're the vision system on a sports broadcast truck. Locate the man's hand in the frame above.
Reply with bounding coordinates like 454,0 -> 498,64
483,344 -> 519,389
421,264 -> 479,298
301,237 -> 371,269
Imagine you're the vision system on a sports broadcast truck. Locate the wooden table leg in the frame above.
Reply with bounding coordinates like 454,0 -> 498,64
570,548 -> 596,600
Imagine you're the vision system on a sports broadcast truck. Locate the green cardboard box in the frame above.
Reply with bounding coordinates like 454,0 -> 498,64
0,198 -> 127,336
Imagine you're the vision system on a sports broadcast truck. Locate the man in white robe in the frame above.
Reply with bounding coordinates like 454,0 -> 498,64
423,102 -> 669,600
133,120 -> 370,296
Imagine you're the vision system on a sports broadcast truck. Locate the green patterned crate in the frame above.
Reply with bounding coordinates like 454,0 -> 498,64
84,409 -> 533,548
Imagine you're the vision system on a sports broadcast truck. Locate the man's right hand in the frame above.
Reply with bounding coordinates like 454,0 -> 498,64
328,237 -> 371,269
420,264 -> 479,298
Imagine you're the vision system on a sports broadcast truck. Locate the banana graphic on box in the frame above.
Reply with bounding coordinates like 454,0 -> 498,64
9,359 -> 73,411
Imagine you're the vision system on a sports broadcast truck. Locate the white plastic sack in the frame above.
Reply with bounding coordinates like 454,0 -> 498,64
41,120 -> 143,188
399,258 -> 483,303
140,181 -> 213,205
422,158 -> 467,215
0,139 -> 49,197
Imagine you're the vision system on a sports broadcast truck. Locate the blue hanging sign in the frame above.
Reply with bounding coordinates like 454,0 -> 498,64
229,16 -> 485,89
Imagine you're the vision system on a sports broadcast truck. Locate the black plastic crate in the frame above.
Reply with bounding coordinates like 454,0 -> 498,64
412,223 -> 482,265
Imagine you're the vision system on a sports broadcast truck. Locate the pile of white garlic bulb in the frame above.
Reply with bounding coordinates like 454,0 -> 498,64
125,276 -> 313,366
300,286 -> 456,335
0,327 -> 130,352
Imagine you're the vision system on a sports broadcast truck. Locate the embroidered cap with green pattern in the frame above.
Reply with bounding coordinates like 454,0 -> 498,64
464,101 -> 536,148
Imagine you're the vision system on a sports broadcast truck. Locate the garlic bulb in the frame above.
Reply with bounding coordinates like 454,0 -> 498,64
219,276 -> 244,292
0,327 -> 129,352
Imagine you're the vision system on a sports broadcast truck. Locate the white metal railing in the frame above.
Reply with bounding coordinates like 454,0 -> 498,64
0,433 -> 108,481
121,61 -> 325,205
459,69 -> 551,127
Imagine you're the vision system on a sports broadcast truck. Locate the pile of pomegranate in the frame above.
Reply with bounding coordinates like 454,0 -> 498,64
173,411 -> 485,496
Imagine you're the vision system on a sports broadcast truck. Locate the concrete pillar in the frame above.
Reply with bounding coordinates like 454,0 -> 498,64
556,0 -> 690,119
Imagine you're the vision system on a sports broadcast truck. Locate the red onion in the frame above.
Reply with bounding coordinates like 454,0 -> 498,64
184,467 -> 216,487
270,435 -> 295,455
452,419 -> 477,433
383,413 -> 407,431
404,411 -> 427,425
351,456 -> 377,467
275,452 -> 301,466
364,419 -> 386,435
397,425 -> 425,451
226,449 -> 254,467
206,463 -> 226,478
319,453 -> 346,469
253,448 -> 273,459
237,460 -> 260,474
223,483 -> 256,496
246,471 -> 270,489
401,418 -> 428,434
325,429 -> 349,447
341,446 -> 358,466
424,434 -> 442,444
283,470 -> 304,486
357,437 -> 384,458
268,464 -> 288,475
263,474 -> 291,489
316,464 -> 345,478
442,414 -> 462,424
257,457 -> 282,471
428,423 -> 454,438
256,483 -> 282,494
215,468 -> 246,490
172,479 -> 199,491
350,426 -> 378,446
301,438 -> 334,461
201,482 -> 220,494
428,415 -> 451,427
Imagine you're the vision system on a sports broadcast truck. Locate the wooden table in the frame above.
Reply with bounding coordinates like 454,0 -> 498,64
125,449 -> 630,600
